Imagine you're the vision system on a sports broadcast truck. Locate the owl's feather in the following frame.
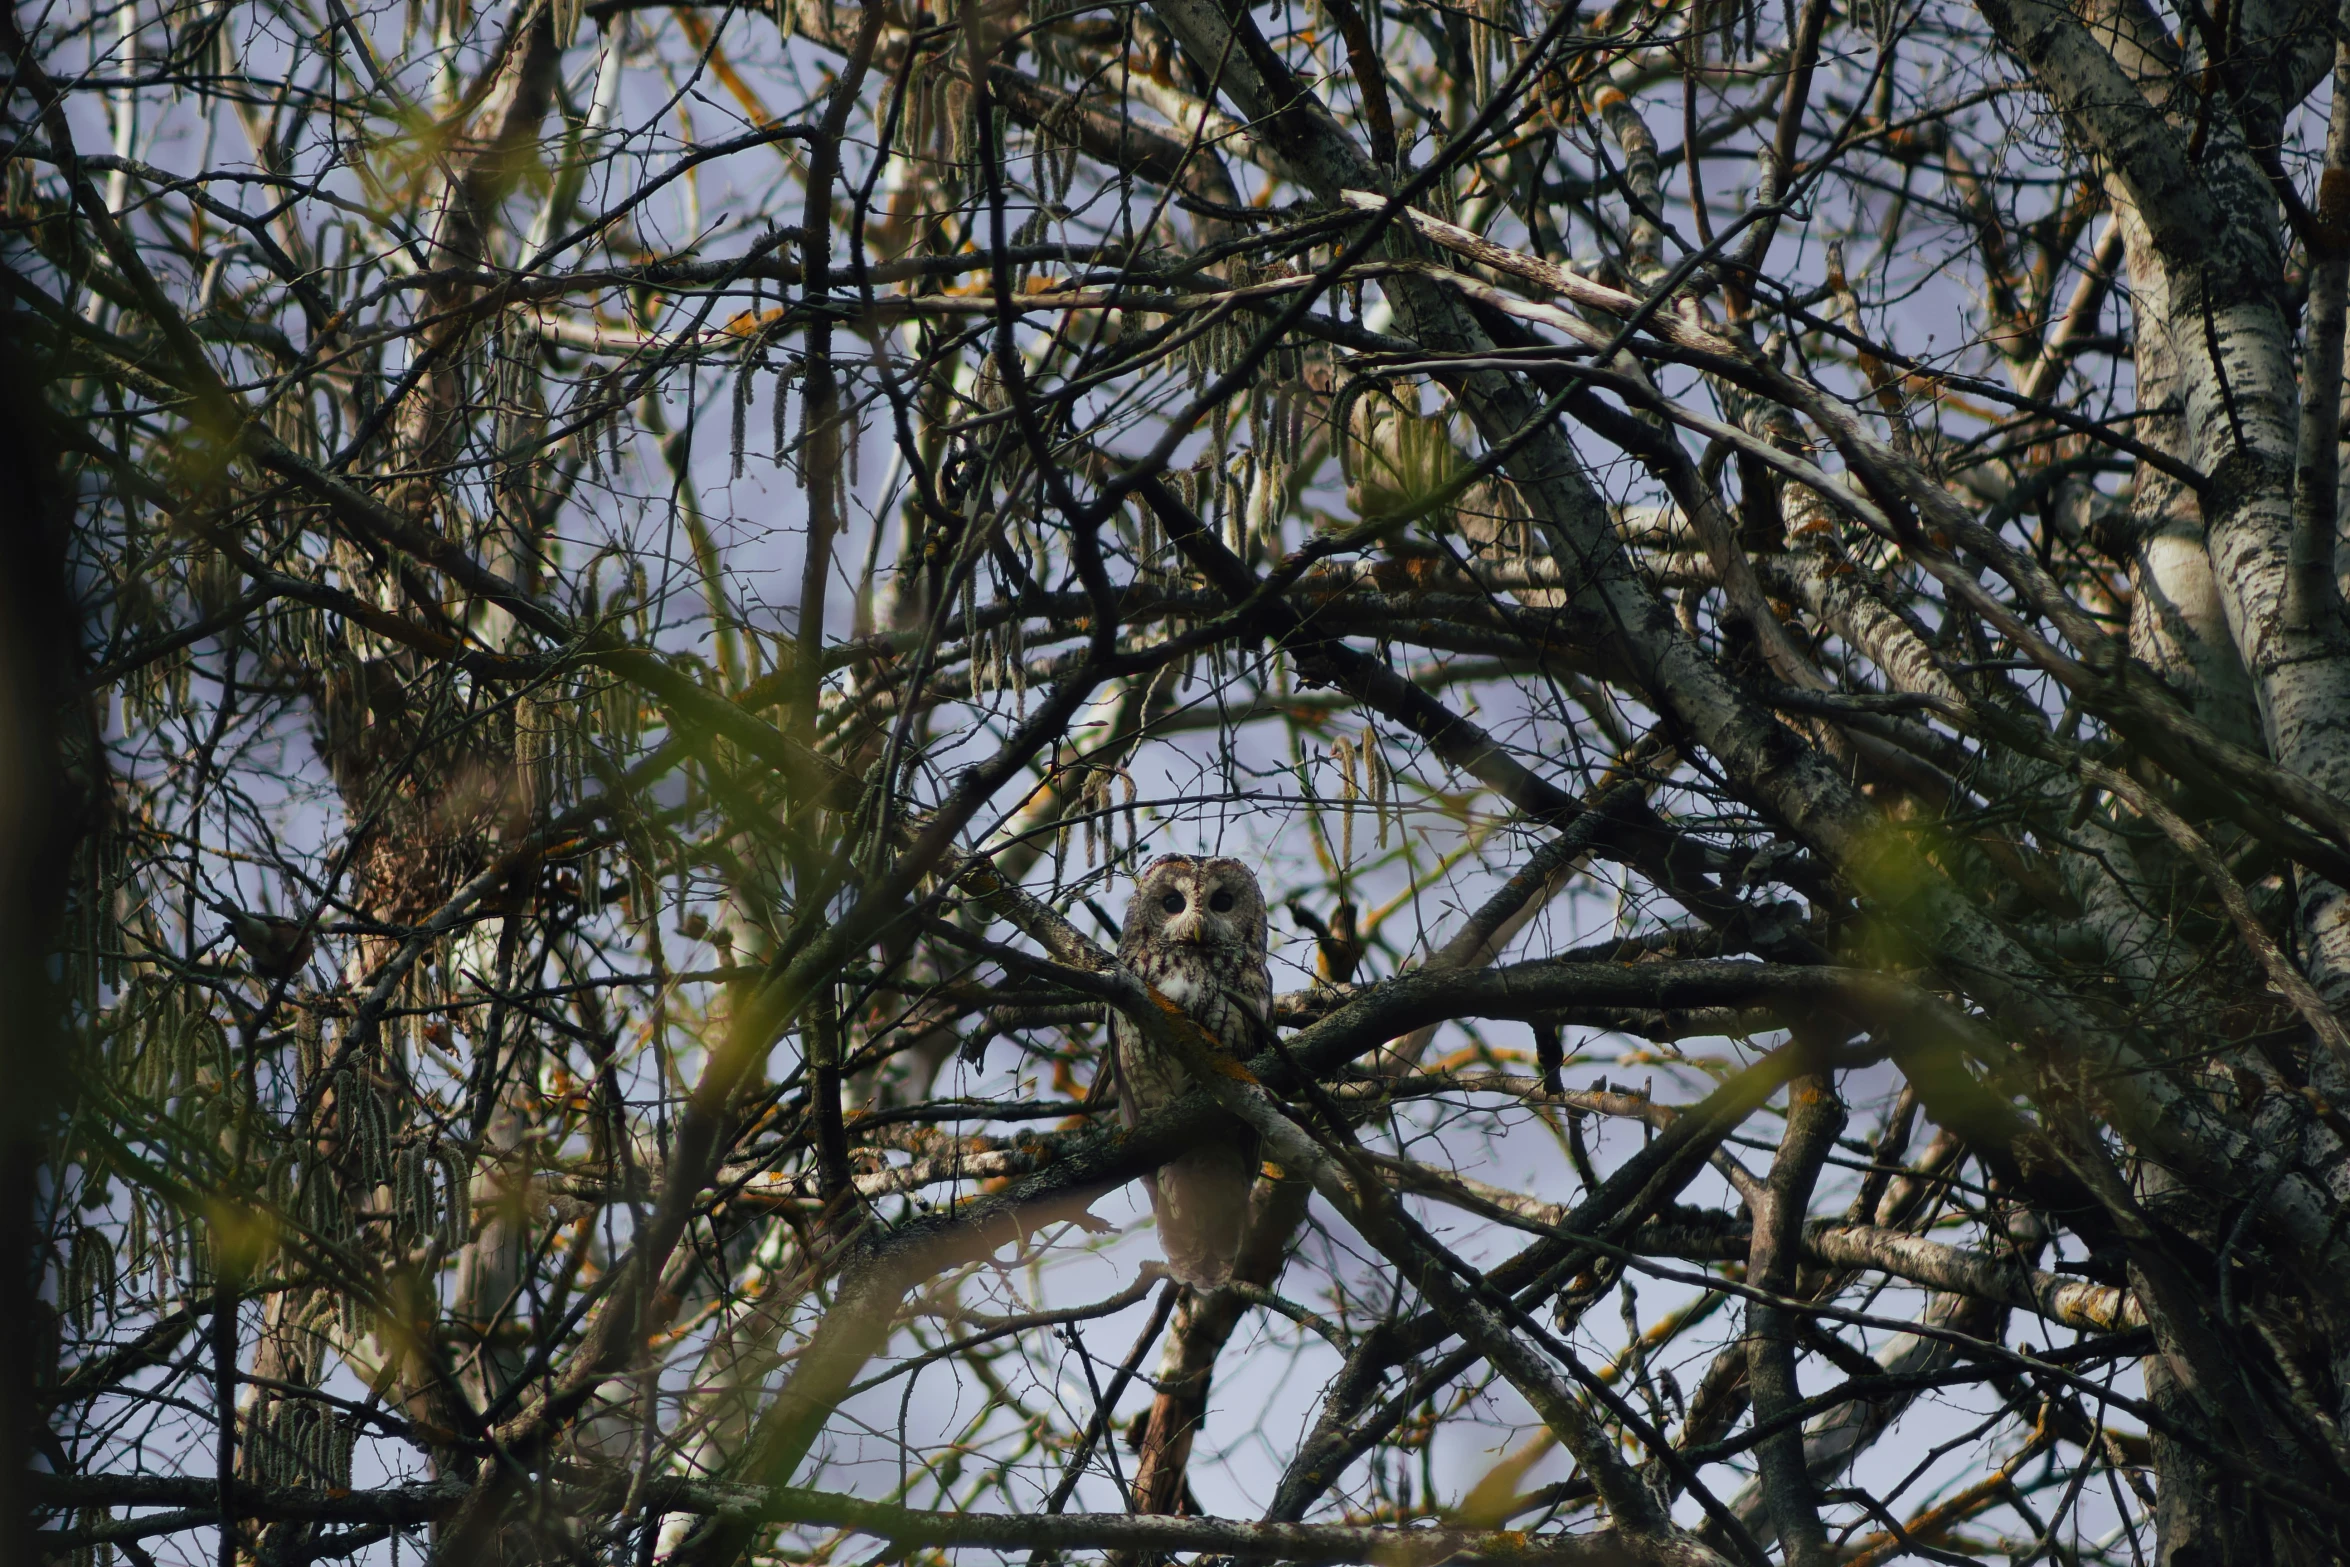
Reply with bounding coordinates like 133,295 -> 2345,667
1113,855 -> 1271,1289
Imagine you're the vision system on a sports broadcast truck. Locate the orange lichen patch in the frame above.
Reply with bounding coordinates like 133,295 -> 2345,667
1366,554 -> 1449,591
1427,1043 -> 1522,1074
723,306 -> 788,337
741,1101 -> 795,1137
1140,989 -> 1259,1078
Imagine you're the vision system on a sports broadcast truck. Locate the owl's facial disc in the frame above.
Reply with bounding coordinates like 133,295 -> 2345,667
1128,855 -> 1258,951
1166,871 -> 1246,947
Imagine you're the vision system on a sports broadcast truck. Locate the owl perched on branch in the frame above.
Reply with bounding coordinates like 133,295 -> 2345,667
1114,855 -> 1272,1289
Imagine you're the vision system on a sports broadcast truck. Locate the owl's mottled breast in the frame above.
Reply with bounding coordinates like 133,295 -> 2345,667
1111,853 -> 1272,1288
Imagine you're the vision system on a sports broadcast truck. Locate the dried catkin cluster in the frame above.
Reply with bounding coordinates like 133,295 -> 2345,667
1328,727 -> 1396,866
244,1397 -> 357,1491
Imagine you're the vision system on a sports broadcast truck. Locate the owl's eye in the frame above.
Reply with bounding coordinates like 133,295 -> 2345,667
1160,891 -> 1186,914
1209,888 -> 1237,913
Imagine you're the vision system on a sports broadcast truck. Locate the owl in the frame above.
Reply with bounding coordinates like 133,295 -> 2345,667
1114,854 -> 1272,1289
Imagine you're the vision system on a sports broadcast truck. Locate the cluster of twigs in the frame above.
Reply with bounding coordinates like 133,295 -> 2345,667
14,0 -> 2350,1558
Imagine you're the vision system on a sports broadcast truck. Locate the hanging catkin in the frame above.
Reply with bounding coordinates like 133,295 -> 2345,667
1031,111 -> 1058,200
71,1508 -> 112,1567
1082,768 -> 1101,868
772,360 -> 797,465
1472,0 -> 1492,101
395,1141 -> 435,1248
265,1148 -> 298,1217
731,354 -> 754,479
1332,737 -> 1359,871
514,690 -> 550,814
295,1007 -> 325,1092
1251,449 -> 1287,559
66,1225 -> 114,1335
348,1073 -> 396,1189
304,1154 -> 353,1250
1008,604 -> 1027,717
323,1416 -> 356,1489
960,559 -> 981,694
252,1402 -> 291,1485
173,1205 -> 211,1295
126,1195 -> 149,1298
1052,746 -> 1072,879
134,1002 -> 170,1100
438,1145 -> 472,1251
1223,451 -> 1250,555
183,1010 -> 215,1098
835,423 -> 852,523
956,78 -> 978,168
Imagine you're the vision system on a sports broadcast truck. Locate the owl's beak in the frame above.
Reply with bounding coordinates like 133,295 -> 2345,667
1167,910 -> 1209,944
